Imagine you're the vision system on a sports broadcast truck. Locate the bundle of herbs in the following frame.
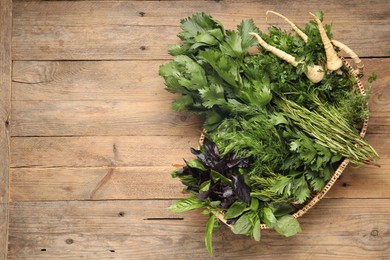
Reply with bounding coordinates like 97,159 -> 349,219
159,11 -> 379,255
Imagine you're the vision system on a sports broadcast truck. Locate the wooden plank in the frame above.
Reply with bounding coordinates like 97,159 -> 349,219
10,58 -> 389,137
363,59 -> 390,134
12,0 -> 390,60
11,60 -> 205,137
10,99 -> 203,137
10,166 -> 184,201
11,61 -> 171,101
7,199 -> 390,259
9,134 -> 387,201
0,0 -> 12,259
10,135 -> 200,168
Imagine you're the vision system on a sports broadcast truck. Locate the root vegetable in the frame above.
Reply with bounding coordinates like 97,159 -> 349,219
249,32 -> 324,83
266,10 -> 308,42
332,39 -> 364,75
309,12 -> 343,71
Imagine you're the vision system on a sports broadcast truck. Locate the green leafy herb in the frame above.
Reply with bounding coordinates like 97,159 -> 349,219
162,11 -> 378,255
274,215 -> 302,237
231,213 -> 252,235
205,214 -> 217,256
169,196 -> 204,213
224,201 -> 248,219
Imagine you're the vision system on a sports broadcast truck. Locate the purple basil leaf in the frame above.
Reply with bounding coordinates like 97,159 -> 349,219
190,147 -> 215,168
213,160 -> 227,173
197,190 -> 211,200
203,139 -> 220,161
226,158 -> 243,169
232,175 -> 251,204
221,196 -> 236,209
198,170 -> 212,185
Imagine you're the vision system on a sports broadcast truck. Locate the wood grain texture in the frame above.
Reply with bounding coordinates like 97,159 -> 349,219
10,59 -> 389,136
10,166 -> 184,201
10,99 -> 203,137
0,0 -> 12,259
12,0 -> 390,60
10,60 -> 204,136
7,199 -> 390,259
12,61 -> 170,101
8,133 -> 388,201
10,135 -> 199,168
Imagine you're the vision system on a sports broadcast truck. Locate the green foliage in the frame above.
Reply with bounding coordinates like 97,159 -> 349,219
205,214 -> 217,256
224,201 -> 248,219
161,11 -> 378,255
169,196 -> 204,213
274,215 -> 302,237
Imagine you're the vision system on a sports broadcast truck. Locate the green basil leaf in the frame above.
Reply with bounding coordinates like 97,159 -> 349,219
209,200 -> 221,208
274,215 -> 302,237
250,197 -> 259,212
169,196 -> 204,213
199,180 -> 211,192
263,207 -> 277,228
231,213 -> 252,235
224,201 -> 247,220
186,159 -> 207,171
269,202 -> 296,217
205,214 -> 216,256
252,219 -> 261,242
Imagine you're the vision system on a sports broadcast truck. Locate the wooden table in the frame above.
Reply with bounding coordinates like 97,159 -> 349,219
1,0 -> 389,259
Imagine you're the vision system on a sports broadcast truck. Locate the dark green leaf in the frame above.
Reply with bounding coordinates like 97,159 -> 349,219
224,201 -> 247,220
203,109 -> 223,130
270,202 -> 296,217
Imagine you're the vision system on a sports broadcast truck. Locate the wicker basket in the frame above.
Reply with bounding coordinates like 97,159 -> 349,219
199,44 -> 368,229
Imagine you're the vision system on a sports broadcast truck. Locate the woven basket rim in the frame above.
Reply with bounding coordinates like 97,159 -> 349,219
198,57 -> 368,229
